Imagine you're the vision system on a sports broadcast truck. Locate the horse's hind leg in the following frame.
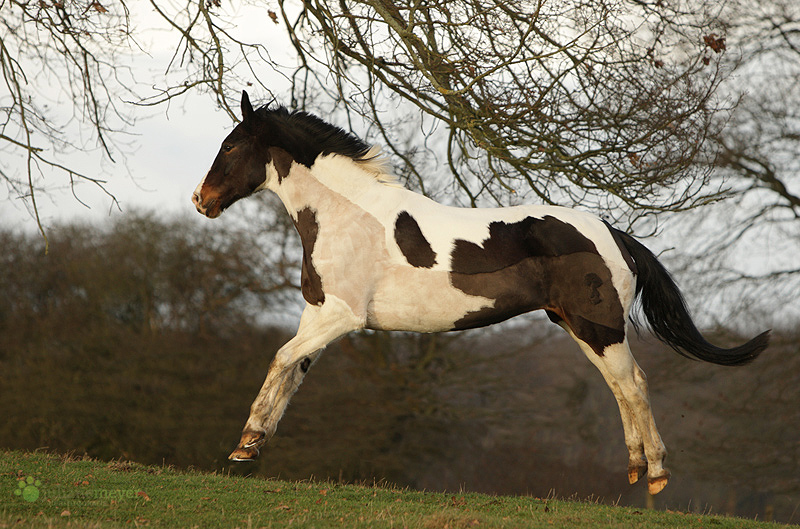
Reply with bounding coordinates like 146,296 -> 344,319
599,339 -> 669,494
557,324 -> 648,485
583,349 -> 649,484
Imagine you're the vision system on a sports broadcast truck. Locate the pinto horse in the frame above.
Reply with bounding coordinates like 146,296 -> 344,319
192,91 -> 769,495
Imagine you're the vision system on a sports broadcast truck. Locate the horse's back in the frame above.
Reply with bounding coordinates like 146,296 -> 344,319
372,193 -> 630,274
362,192 -> 636,335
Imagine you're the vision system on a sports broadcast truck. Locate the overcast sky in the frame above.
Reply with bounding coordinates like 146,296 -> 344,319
1,101 -> 230,229
0,3 -> 291,231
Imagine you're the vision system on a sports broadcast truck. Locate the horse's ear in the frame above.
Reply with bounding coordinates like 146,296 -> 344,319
241,90 -> 255,123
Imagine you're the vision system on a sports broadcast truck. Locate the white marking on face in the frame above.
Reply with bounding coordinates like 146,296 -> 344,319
193,174 -> 207,198
192,171 -> 210,212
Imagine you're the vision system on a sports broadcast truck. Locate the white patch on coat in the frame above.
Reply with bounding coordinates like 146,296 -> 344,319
303,155 -> 636,316
273,158 -> 494,330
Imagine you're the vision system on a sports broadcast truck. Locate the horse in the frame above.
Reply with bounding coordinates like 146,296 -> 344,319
192,90 -> 769,495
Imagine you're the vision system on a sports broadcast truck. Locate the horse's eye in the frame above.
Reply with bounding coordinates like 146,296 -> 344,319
222,143 -> 234,153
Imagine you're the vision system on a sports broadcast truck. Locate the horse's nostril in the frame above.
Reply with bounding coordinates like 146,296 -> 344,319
192,191 -> 202,207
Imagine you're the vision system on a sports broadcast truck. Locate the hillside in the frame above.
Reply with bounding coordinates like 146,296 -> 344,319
1,450 -> 795,529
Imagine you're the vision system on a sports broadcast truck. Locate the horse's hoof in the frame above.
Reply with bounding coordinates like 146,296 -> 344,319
229,430 -> 266,461
628,462 -> 647,485
647,471 -> 670,495
229,446 -> 259,461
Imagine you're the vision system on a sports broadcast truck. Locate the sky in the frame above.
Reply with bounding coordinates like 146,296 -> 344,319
0,3 -> 291,231
0,99 -> 230,229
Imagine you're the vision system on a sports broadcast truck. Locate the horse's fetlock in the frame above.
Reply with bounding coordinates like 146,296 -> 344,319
300,356 -> 312,373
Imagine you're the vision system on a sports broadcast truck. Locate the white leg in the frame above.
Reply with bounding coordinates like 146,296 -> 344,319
559,324 -> 648,485
616,397 -> 648,485
599,340 -> 669,494
229,295 -> 364,461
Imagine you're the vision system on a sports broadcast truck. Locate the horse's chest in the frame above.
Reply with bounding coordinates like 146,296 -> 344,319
309,207 -> 390,311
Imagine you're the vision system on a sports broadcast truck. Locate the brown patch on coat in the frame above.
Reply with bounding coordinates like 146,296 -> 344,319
294,207 -> 325,305
449,216 -> 625,354
585,273 -> 604,305
269,147 -> 294,183
394,211 -> 437,268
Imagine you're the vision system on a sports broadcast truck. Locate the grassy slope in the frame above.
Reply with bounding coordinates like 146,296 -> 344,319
0,450 -> 794,529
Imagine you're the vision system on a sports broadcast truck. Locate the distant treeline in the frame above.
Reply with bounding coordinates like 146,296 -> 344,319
1,213 -> 798,523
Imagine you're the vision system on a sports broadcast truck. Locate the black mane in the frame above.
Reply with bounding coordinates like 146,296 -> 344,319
255,106 -> 372,167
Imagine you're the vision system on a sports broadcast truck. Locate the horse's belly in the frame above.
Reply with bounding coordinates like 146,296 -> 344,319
365,266 -> 495,332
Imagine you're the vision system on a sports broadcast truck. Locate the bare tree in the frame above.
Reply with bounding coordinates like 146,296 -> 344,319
3,0 -> 737,239
266,0 -> 733,220
0,0 -> 139,241
662,0 -> 800,328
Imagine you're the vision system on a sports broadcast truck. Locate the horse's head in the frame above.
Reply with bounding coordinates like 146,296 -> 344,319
192,91 -> 273,218
193,91 -> 376,217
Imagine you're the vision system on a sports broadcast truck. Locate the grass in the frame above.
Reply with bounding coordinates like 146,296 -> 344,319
0,450 -> 794,528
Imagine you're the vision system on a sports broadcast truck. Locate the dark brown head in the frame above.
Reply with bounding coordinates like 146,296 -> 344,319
192,91 -> 270,218
192,90 -> 373,218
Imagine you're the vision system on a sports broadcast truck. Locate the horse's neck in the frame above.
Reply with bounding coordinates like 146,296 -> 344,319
275,155 -> 396,219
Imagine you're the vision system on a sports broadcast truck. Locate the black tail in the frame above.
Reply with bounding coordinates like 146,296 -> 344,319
612,228 -> 769,366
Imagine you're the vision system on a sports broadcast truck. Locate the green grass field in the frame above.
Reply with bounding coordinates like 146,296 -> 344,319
0,450 -> 794,528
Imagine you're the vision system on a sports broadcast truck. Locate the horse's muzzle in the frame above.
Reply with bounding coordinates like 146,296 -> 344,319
192,191 -> 221,218
191,190 -> 203,211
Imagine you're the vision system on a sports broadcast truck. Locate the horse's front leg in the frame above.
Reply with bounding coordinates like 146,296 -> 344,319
229,296 -> 364,461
